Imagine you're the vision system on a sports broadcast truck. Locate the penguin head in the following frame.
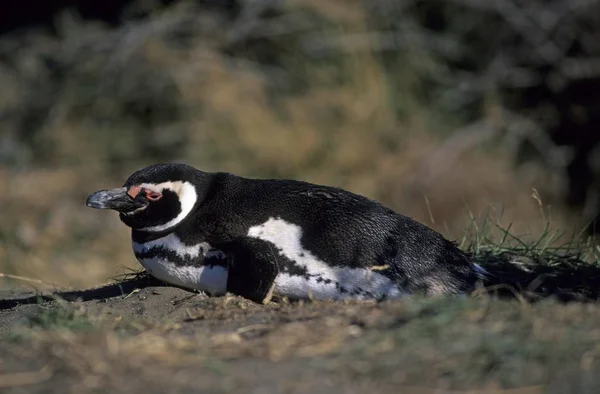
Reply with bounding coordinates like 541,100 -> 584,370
86,163 -> 202,232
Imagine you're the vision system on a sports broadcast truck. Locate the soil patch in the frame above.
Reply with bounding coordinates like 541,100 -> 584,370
2,277 -> 600,393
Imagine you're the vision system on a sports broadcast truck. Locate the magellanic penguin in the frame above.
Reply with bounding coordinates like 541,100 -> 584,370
86,163 -> 484,304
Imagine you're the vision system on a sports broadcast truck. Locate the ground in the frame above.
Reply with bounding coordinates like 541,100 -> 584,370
1,274 -> 600,394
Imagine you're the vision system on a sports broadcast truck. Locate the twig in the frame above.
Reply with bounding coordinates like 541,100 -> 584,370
0,273 -> 45,285
236,323 -> 274,335
370,265 -> 390,271
471,283 -> 530,305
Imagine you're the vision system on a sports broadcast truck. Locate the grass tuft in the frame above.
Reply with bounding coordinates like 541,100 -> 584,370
28,304 -> 93,332
459,203 -> 600,301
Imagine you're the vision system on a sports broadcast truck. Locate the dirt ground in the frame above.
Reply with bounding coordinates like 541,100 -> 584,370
1,276 -> 600,394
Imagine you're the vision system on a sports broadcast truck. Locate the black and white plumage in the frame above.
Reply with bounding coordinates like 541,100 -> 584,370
86,163 -> 483,303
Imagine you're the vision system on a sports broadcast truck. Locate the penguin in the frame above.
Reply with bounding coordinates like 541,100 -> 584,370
86,163 -> 482,303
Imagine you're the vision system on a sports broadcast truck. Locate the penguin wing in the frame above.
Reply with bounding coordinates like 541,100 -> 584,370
221,237 -> 280,304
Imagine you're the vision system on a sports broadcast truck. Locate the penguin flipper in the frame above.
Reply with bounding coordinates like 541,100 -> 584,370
223,238 -> 280,304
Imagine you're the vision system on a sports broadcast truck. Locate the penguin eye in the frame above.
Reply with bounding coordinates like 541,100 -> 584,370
146,191 -> 162,202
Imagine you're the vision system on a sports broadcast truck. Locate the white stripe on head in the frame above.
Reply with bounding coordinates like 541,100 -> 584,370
138,181 -> 198,232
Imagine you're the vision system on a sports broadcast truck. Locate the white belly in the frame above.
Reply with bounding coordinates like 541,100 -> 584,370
132,234 -> 228,296
136,255 -> 228,296
136,252 -> 397,300
273,269 -> 401,300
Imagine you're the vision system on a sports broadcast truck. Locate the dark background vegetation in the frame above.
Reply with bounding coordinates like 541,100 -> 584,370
1,0 -> 599,288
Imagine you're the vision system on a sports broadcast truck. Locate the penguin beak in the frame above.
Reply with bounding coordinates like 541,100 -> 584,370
86,187 -> 146,213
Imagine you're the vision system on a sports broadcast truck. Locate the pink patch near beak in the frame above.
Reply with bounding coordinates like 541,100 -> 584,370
127,185 -> 142,198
